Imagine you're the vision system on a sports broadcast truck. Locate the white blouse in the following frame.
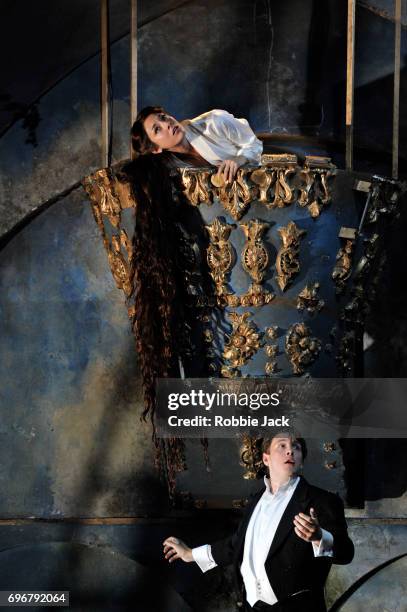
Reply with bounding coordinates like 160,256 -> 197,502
182,109 -> 263,165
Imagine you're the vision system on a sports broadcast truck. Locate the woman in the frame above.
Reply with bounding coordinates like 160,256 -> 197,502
130,106 -> 263,180
127,108 -> 262,490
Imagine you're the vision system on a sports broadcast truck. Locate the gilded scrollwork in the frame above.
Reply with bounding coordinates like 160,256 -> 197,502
217,284 -> 274,308
211,169 -> 252,220
250,166 -> 295,209
265,345 -> 278,358
180,169 -> 211,205
272,168 -> 296,207
298,156 -> 334,218
240,434 -> 263,480
265,341 -> 279,374
83,169 -> 122,227
265,361 -> 278,375
250,168 -> 273,204
240,219 -> 270,283
205,218 -> 235,298
238,284 -> 274,307
297,282 -> 325,314
82,168 -> 137,304
332,239 -> 354,294
285,323 -> 321,375
265,326 -> 278,339
223,312 -> 262,374
275,221 -> 306,291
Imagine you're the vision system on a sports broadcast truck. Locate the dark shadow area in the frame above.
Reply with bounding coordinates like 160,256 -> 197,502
0,542 -> 192,612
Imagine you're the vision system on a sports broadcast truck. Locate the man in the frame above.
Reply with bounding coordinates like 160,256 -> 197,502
163,434 -> 354,611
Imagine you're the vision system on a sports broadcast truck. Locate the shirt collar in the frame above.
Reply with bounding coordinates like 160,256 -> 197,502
263,475 -> 300,497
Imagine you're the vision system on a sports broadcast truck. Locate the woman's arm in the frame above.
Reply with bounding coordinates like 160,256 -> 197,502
210,109 -> 263,165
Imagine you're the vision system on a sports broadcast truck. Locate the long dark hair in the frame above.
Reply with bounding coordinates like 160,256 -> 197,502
123,150 -> 187,494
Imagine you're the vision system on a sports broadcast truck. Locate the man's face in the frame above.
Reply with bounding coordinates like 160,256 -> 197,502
143,112 -> 185,152
262,436 -> 303,480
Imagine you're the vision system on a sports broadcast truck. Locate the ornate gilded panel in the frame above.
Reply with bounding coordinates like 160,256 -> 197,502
222,312 -> 263,376
181,168 -> 211,205
240,219 -> 270,283
275,221 -> 306,291
205,218 -> 235,299
82,166 -> 137,320
298,156 -> 335,218
211,169 -> 252,220
297,282 -> 324,314
285,323 -> 321,375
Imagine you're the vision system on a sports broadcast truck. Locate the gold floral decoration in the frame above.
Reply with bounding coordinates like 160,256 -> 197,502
240,219 -> 270,283
297,282 -> 325,314
223,312 -> 262,372
205,218 -> 235,297
275,221 -> 306,291
285,323 -> 321,375
181,169 -> 211,205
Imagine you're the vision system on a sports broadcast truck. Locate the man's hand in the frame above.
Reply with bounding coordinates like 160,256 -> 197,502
163,536 -> 194,563
215,157 -> 245,183
293,508 -> 322,545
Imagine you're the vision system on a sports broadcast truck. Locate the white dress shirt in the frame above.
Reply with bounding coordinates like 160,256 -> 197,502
183,109 -> 263,165
193,476 -> 334,607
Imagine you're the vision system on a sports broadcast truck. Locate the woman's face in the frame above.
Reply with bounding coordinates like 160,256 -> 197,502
143,112 -> 185,152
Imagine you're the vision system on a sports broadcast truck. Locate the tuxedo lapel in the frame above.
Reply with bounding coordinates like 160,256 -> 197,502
267,476 -> 311,560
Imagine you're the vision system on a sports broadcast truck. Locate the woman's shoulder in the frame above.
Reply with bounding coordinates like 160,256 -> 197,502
189,109 -> 234,129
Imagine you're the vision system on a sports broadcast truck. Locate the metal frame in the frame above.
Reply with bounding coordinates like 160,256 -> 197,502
100,0 -> 110,168
346,0 -> 356,171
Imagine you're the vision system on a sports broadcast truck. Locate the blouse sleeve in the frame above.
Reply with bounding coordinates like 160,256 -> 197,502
209,109 -> 263,164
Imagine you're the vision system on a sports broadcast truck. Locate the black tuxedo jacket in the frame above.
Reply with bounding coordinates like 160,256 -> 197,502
211,477 -> 354,611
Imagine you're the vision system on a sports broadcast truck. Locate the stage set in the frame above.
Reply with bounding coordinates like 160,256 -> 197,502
0,1 -> 406,611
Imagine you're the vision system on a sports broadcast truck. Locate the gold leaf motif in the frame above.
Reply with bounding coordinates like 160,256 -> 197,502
181,169 -> 211,205
297,282 -> 325,314
265,345 -> 278,358
298,164 -> 333,218
332,239 -> 354,294
223,312 -> 262,371
265,326 -> 278,339
107,238 -> 132,297
275,222 -> 306,291
82,168 -> 138,305
271,168 -> 295,208
250,168 -> 273,204
240,434 -> 263,479
238,284 -> 274,307
265,361 -> 278,374
220,365 -> 238,378
203,329 -> 214,343
215,169 -> 252,220
240,219 -> 270,283
285,323 -> 321,375
206,218 -> 235,297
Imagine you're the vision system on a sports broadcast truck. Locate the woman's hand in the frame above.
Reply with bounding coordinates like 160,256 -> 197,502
215,156 -> 246,182
163,536 -> 194,563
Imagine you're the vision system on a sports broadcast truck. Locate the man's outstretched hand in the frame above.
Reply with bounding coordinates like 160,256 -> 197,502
163,536 -> 194,563
293,507 -> 322,545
